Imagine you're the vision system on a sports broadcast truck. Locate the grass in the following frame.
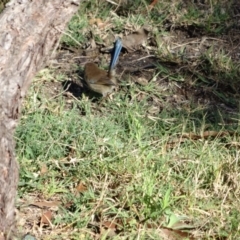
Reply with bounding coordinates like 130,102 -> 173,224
15,0 -> 240,239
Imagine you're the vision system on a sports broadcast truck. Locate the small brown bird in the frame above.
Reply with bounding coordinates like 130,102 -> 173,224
84,39 -> 122,97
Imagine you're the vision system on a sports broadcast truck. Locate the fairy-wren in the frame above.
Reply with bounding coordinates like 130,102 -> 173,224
84,38 -> 122,97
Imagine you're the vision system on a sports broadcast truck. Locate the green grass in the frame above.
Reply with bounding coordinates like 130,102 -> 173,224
16,0 -> 240,239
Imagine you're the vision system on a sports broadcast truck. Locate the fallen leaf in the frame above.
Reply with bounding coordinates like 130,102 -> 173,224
89,18 -> 110,29
95,18 -> 104,27
158,227 -> 195,240
76,182 -> 87,193
182,131 -> 236,140
65,201 -> 74,209
89,38 -> 97,49
40,163 -> 48,175
102,221 -> 117,229
41,211 -> 53,225
147,105 -> 160,115
135,76 -> 148,86
149,0 -> 158,10
136,91 -> 147,102
122,28 -> 149,52
100,228 -> 117,239
89,18 -> 99,25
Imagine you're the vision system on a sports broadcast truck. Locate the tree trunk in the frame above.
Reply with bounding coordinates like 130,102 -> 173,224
0,0 -> 80,238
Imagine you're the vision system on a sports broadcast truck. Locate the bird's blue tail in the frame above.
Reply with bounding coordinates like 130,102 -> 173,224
109,38 -> 122,71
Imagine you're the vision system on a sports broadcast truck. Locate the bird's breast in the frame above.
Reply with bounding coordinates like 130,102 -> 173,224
84,62 -> 117,96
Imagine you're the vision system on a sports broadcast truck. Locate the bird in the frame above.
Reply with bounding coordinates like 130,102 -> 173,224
84,38 -> 122,97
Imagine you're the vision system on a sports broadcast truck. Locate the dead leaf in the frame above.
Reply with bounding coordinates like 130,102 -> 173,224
89,18 -> 111,29
41,210 -> 53,225
158,227 -> 195,240
148,105 -> 160,115
95,18 -> 104,27
135,91 -> 147,102
89,18 -> 99,25
76,182 -> 87,193
102,221 -> 117,229
40,163 -> 48,175
149,0 -> 158,10
101,227 -> 117,237
65,201 -> 74,209
135,76 -> 149,86
122,28 -> 149,52
201,130 -> 235,138
182,131 -> 236,140
89,38 -> 97,49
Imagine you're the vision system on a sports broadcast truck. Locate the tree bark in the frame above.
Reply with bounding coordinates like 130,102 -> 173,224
0,0 -> 80,238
